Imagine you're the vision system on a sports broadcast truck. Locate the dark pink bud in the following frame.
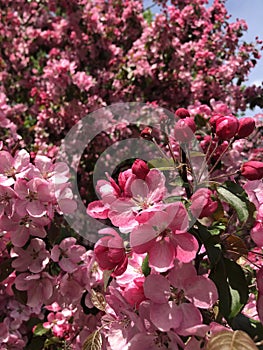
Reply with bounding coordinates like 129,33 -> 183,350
94,229 -> 127,276
215,115 -> 239,140
209,114 -> 223,129
237,117 -> 255,138
190,188 -> 218,219
241,161 -> 263,180
132,159 -> 149,180
174,117 -> 196,142
175,108 -> 190,119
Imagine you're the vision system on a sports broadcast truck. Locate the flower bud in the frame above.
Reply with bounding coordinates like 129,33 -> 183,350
209,114 -> 222,130
215,115 -> 239,140
190,188 -> 218,219
132,159 -> 149,180
175,108 -> 190,119
237,117 -> 255,138
94,228 -> 128,277
241,161 -> 263,180
174,117 -> 196,142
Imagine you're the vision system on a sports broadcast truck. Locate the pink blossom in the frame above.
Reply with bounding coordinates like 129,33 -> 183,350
0,214 -> 48,247
130,203 -> 197,272
0,150 -> 30,186
51,237 -> 86,273
11,238 -> 50,273
15,272 -> 54,307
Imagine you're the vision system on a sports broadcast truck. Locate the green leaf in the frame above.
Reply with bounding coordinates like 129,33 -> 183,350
148,157 -> 174,170
217,186 -> 249,223
164,195 -> 183,203
143,9 -> 153,24
210,258 -> 248,320
192,223 -> 222,267
142,254 -> 151,277
44,337 -> 61,348
33,323 -> 50,337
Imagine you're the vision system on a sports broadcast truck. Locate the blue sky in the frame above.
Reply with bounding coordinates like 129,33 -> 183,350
144,0 -> 263,115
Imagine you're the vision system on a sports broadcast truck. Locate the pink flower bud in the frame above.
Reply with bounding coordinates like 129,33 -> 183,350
132,159 -> 149,180
237,117 -> 255,138
174,117 -> 196,142
190,188 -> 218,219
209,114 -> 223,130
94,228 -> 127,277
241,161 -> 263,180
215,115 -> 239,140
175,108 -> 190,119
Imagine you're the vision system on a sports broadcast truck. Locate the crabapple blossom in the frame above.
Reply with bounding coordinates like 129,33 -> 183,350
51,237 -> 86,273
15,272 -> 54,308
11,238 -> 50,273
130,203 -> 198,272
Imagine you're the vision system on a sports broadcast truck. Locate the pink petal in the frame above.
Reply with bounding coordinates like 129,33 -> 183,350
144,274 -> 170,304
150,301 -> 182,332
176,303 -> 203,336
184,276 -> 218,308
59,257 -> 77,273
130,179 -> 149,199
145,169 -> 166,202
148,239 -> 175,272
130,225 -> 157,253
26,201 -> 46,217
168,261 -> 197,290
172,232 -> 198,263
10,227 -> 29,247
86,200 -> 109,219
58,198 -> 77,214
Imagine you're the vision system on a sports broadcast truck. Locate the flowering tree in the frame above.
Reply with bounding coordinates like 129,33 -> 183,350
0,0 -> 263,349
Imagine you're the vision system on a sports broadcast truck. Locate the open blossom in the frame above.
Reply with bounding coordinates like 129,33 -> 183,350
87,165 -> 166,233
130,203 -> 198,272
15,272 -> 54,307
250,204 -> 263,247
51,237 -> 86,273
0,149 -> 30,186
142,261 -> 217,335
0,213 -> 48,247
256,267 -> 263,323
11,238 -> 50,273
14,178 -> 53,218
